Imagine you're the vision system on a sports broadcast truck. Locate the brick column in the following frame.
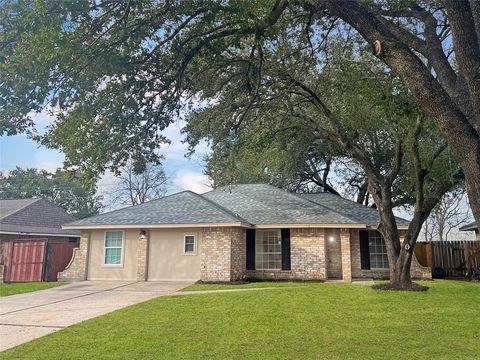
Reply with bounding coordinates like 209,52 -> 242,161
201,227 -> 245,282
230,227 -> 246,281
340,229 -> 352,282
58,231 -> 90,281
136,230 -> 149,281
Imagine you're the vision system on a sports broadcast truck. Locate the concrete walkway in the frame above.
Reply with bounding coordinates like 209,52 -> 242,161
0,281 -> 192,351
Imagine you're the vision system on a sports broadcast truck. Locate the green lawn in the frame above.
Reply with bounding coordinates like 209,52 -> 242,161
0,282 -> 64,297
182,280 -> 312,291
2,280 -> 479,359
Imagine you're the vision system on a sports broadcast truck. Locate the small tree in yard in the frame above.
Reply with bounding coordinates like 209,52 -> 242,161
112,162 -> 168,206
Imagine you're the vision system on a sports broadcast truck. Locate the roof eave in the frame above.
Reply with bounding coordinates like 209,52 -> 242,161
62,222 -> 252,230
254,223 -> 367,229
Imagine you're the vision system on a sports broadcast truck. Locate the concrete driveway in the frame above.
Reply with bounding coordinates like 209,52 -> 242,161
0,281 -> 192,351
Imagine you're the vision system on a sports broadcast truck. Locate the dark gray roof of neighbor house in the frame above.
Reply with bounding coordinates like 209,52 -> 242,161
0,198 -> 40,219
0,198 -> 80,236
66,191 -> 248,227
298,192 -> 410,227
202,184 -> 358,225
459,221 -> 477,231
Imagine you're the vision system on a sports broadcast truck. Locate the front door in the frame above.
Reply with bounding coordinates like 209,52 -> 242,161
326,229 -> 343,279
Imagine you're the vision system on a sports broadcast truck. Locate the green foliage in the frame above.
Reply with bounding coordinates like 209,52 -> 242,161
0,167 -> 103,218
0,0 -> 462,202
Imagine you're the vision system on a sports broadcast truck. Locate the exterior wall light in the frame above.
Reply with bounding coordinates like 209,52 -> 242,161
139,230 -> 147,240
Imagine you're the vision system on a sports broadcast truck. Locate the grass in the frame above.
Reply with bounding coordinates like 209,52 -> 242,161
1,280 -> 479,359
0,282 -> 64,297
182,280 -> 312,291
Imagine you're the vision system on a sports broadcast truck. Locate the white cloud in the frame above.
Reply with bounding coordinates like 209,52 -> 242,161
33,151 -> 64,172
174,171 -> 212,193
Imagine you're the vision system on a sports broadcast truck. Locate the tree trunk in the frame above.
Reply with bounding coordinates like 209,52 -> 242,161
370,188 -> 415,286
390,248 -> 414,286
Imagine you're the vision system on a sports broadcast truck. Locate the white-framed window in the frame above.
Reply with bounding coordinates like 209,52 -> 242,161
368,231 -> 389,269
184,235 -> 196,255
104,231 -> 124,266
255,230 -> 282,270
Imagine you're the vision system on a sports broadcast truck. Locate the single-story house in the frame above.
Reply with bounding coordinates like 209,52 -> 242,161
60,184 -> 430,282
0,198 -> 80,282
459,221 -> 479,240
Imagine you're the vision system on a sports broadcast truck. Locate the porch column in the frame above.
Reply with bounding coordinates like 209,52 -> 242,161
340,229 -> 352,282
136,230 -> 149,281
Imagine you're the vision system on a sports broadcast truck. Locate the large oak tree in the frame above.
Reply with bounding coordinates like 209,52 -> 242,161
0,1 -> 477,285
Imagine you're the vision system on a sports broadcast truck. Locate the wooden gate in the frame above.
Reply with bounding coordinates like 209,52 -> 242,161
4,240 -> 46,282
44,242 -> 79,281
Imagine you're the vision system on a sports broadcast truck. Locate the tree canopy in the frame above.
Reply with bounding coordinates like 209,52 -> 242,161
1,1 -> 478,217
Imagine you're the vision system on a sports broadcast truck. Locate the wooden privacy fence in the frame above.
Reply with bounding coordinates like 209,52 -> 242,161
415,241 -> 480,278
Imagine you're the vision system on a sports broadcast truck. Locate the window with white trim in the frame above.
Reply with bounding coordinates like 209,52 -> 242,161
104,231 -> 123,265
255,230 -> 282,270
184,235 -> 196,254
368,231 -> 389,269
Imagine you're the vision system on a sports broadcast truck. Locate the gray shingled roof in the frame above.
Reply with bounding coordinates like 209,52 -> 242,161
202,184 -> 358,225
0,198 -> 79,236
459,221 -> 477,231
65,184 -> 410,228
298,192 -> 410,227
66,191 -> 247,227
0,199 -> 40,220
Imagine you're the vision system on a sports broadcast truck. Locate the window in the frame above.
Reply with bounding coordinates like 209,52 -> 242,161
104,231 -> 123,266
368,231 -> 389,269
184,235 -> 196,254
255,230 -> 282,270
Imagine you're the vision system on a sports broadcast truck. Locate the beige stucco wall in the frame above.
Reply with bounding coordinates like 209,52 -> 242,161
148,228 -> 202,281
87,230 -> 138,281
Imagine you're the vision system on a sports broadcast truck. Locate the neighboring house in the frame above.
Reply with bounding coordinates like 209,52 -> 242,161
60,184 -> 430,282
459,221 -> 479,240
0,199 -> 80,282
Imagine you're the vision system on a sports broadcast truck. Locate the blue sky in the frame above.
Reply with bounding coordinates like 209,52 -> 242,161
0,112 -> 211,197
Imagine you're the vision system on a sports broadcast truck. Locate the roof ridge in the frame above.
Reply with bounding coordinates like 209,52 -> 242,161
0,198 -> 42,221
287,191 -> 360,224
202,183 -> 277,194
192,191 -> 251,225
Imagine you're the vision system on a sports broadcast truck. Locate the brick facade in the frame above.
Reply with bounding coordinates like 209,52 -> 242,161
55,226 -> 431,283
350,229 -> 431,279
200,227 -> 246,282
136,231 -> 149,281
247,228 -> 326,281
58,231 -> 90,281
